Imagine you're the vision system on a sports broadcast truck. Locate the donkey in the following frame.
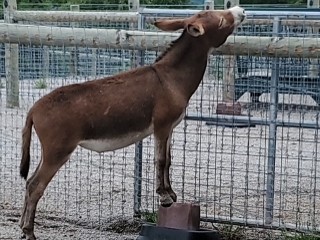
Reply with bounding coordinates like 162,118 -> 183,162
19,6 -> 246,239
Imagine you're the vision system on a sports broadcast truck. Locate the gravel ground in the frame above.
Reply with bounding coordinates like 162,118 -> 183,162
1,68 -> 320,239
0,207 -> 140,239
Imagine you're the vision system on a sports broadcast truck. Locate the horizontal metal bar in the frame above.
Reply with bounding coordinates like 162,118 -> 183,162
246,10 -> 320,17
140,7 -> 320,19
185,113 -> 320,129
200,215 -> 320,233
139,7 -> 198,16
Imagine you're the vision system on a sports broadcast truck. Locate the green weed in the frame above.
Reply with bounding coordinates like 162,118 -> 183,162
141,211 -> 157,223
34,79 -> 47,89
282,232 -> 320,240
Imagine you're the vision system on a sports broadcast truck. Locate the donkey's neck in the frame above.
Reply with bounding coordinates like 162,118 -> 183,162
154,31 -> 210,100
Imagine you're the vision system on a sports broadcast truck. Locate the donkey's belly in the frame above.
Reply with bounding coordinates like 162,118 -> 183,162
78,126 -> 153,153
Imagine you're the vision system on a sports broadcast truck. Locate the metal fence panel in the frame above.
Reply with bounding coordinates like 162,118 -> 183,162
0,16 -> 139,239
136,9 -> 320,232
1,6 -> 320,239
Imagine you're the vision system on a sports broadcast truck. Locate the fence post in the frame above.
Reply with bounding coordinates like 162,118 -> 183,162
131,0 -> 144,217
43,46 -> 50,81
222,0 -> 239,102
204,0 -> 214,10
128,0 -> 139,11
70,5 -> 79,77
91,49 -> 97,77
307,0 -> 319,78
308,0 -> 319,7
265,16 -> 281,225
4,0 -> 19,108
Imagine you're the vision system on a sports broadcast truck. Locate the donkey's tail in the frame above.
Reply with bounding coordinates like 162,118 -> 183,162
20,112 -> 34,180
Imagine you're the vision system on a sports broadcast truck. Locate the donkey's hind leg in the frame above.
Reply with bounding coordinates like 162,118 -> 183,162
20,163 -> 41,231
164,132 -> 177,202
20,147 -> 75,240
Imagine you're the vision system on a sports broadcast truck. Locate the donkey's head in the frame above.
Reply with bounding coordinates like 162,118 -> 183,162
154,6 -> 246,48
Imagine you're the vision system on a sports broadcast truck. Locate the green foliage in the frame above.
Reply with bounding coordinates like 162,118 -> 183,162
240,0 -> 306,4
104,0 -> 190,4
141,211 -> 157,223
141,0 -> 190,4
281,230 -> 320,240
34,79 -> 47,89
15,0 -> 310,11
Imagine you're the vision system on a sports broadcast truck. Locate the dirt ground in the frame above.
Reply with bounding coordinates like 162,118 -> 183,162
0,207 -> 140,239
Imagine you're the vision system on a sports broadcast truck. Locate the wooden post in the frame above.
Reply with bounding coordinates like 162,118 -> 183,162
204,0 -> 214,10
1,25 -> 320,57
307,0 -> 319,78
129,0 -> 139,70
128,0 -> 139,12
89,0 -> 97,78
130,0 -> 144,217
70,5 -> 79,77
91,49 -> 97,77
308,0 -> 319,7
4,0 -> 19,108
222,0 -> 239,102
42,46 -> 49,80
224,0 -> 239,10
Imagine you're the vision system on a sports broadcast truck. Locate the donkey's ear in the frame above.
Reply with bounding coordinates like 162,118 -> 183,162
187,23 -> 205,37
154,19 -> 185,32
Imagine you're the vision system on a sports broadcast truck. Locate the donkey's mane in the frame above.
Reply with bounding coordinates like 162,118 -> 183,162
154,30 -> 186,63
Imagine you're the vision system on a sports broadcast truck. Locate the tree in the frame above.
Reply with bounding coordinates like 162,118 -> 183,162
240,0 -> 306,4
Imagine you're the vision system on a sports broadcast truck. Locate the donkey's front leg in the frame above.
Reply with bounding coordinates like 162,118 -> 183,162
164,132 -> 177,202
154,134 -> 173,206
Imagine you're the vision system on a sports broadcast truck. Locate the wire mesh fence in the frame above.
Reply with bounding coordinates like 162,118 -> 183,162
137,8 -> 320,232
1,5 -> 320,239
0,11 -> 141,240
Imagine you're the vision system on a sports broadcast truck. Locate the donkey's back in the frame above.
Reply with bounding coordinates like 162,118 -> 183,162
29,65 -> 167,151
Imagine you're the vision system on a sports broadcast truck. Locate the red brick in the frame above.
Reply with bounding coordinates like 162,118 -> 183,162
157,202 -> 200,231
216,102 -> 242,115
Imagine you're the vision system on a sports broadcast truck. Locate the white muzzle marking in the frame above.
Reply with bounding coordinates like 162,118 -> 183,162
229,6 -> 246,27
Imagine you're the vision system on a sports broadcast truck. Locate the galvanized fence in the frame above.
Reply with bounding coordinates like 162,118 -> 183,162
0,11 -> 140,239
0,6 -> 320,238
134,8 -> 320,232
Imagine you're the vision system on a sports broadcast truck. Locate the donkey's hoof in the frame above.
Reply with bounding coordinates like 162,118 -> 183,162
25,234 -> 36,240
168,190 -> 177,202
160,195 -> 174,207
22,228 -> 36,240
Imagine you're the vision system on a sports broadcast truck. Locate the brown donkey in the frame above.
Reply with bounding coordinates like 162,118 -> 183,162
20,6 -> 246,239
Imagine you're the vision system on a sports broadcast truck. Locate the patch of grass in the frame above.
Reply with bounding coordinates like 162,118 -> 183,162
106,218 -> 142,234
282,231 -> 320,240
34,79 -> 47,89
213,224 -> 246,240
141,211 -> 157,223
